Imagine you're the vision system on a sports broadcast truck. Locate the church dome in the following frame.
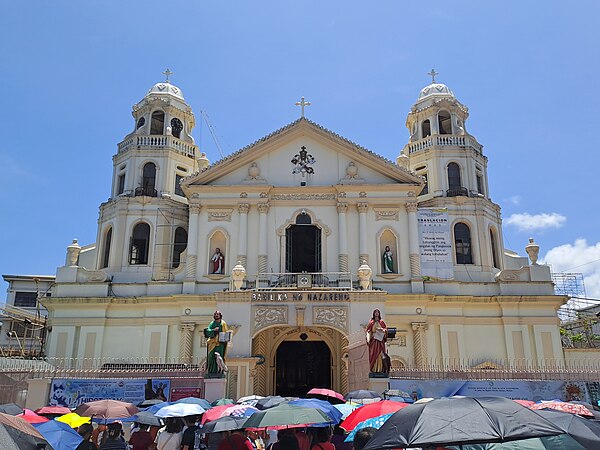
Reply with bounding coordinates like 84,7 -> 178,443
146,81 -> 185,101
417,82 -> 455,102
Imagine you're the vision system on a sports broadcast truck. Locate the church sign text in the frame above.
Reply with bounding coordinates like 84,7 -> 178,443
251,292 -> 351,302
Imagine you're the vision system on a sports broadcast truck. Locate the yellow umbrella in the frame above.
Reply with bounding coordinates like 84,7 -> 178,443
56,412 -> 91,428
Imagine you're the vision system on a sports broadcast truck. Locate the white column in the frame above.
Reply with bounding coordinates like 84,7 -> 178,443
257,203 -> 270,274
406,198 -> 421,278
412,322 -> 429,369
237,203 -> 250,268
179,323 -> 195,364
337,203 -> 348,272
185,204 -> 201,280
357,202 -> 369,264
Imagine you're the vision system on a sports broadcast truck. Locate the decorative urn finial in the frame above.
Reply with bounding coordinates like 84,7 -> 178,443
231,261 -> 247,291
66,239 -> 81,267
525,237 -> 540,265
357,261 -> 373,290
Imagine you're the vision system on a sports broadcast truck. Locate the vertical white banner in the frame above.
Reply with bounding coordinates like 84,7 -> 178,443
417,208 -> 454,279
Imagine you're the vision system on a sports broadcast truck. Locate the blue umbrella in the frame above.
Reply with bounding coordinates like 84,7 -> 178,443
344,413 -> 393,442
144,401 -> 174,414
333,403 -> 360,420
289,399 -> 343,423
175,397 -> 212,410
34,420 -> 83,450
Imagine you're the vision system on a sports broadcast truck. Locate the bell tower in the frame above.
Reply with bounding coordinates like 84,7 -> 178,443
95,71 -> 208,281
397,71 -> 505,279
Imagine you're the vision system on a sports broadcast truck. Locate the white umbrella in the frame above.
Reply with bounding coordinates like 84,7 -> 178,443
155,403 -> 206,418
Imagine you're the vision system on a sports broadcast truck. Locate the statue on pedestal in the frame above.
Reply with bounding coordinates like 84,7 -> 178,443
205,311 -> 229,376
366,309 -> 389,375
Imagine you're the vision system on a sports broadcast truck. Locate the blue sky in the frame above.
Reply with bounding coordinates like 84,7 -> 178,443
1,1 -> 599,298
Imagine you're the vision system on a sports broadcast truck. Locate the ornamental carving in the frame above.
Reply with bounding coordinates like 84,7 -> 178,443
357,202 -> 369,213
254,306 -> 288,332
257,203 -> 270,214
189,204 -> 202,215
208,209 -> 233,222
337,203 -> 348,214
238,203 -> 250,214
374,208 -> 399,221
78,268 -> 108,282
271,193 -> 336,201
313,307 -> 348,332
495,267 -> 530,282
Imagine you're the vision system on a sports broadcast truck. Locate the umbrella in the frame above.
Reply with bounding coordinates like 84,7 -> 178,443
447,434 -> 587,449
288,399 -> 343,423
307,388 -> 346,404
55,413 -> 91,429
0,403 -> 24,416
18,409 -> 49,424
121,410 -> 163,427
237,395 -> 265,406
344,413 -> 393,442
35,406 -> 71,417
174,397 -> 212,410
201,404 -> 258,424
345,390 -> 381,403
137,398 -> 165,407
212,398 -> 235,407
361,396 -> 564,450
155,403 -> 206,418
0,412 -> 50,449
201,416 -> 248,433
255,396 -> 288,410
340,400 -> 408,431
34,419 -> 83,450
242,403 -> 334,428
74,399 -> 139,420
144,401 -> 173,414
530,401 -> 594,417
569,401 -> 600,420
514,400 -> 536,407
536,408 -> 600,449
333,403 -> 359,420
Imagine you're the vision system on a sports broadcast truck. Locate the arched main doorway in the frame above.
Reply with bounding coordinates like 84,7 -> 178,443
276,340 -> 331,397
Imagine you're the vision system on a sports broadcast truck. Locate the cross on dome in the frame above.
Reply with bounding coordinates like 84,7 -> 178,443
163,68 -> 174,83
428,69 -> 439,83
295,96 -> 311,118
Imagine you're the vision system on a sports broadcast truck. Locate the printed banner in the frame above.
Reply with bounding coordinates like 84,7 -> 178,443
390,379 -> 593,403
49,378 -> 171,408
417,208 -> 454,279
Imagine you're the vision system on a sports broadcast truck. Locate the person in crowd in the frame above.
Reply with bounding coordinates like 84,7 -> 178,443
155,417 -> 184,450
365,309 -> 387,373
330,426 -> 352,450
76,423 -> 98,450
295,428 -> 311,450
217,428 -> 254,450
99,422 -> 128,450
352,428 -> 377,450
277,433 -> 301,450
129,422 -> 155,450
181,415 -> 201,450
310,427 -> 334,450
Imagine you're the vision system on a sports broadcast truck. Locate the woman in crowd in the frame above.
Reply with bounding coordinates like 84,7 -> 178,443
99,422 -> 128,450
155,417 -> 184,450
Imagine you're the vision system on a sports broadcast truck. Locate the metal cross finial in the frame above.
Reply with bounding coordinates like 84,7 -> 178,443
428,69 -> 439,83
295,96 -> 311,118
163,68 -> 174,83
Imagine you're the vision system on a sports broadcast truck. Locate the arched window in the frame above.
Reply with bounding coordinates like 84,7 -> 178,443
172,227 -> 188,269
136,117 -> 145,130
150,111 -> 165,135
171,118 -> 183,139
447,162 -> 462,190
421,119 -> 431,138
142,162 -> 157,196
130,222 -> 151,265
454,222 -> 473,264
295,212 -> 312,225
438,110 -> 452,134
101,228 -> 112,269
490,228 -> 499,269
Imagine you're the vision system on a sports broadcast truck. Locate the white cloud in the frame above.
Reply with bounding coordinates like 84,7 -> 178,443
505,212 -> 566,231
504,195 -> 522,205
543,239 -> 600,300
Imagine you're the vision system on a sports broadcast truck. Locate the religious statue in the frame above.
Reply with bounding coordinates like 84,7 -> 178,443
366,309 -> 388,374
205,310 -> 229,375
211,248 -> 224,274
382,246 -> 394,273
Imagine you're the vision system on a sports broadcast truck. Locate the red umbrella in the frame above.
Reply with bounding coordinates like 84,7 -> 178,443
340,400 -> 409,431
530,401 -> 594,417
35,406 -> 71,416
201,404 -> 257,424
307,388 -> 345,404
74,399 -> 139,420
17,409 -> 49,424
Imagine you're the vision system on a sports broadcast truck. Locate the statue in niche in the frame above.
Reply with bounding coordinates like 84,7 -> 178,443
382,245 -> 394,273
211,248 -> 225,274
366,309 -> 389,374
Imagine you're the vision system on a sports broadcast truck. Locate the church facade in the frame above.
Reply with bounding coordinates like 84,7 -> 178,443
42,75 -> 572,399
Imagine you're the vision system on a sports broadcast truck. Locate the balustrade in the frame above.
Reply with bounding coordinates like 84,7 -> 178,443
117,135 -> 198,159
403,134 -> 483,155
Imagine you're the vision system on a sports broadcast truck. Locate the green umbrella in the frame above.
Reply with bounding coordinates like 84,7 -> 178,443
243,404 -> 333,428
212,398 -> 235,407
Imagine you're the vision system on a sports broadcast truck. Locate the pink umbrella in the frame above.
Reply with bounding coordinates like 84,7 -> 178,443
513,399 -> 535,407
201,404 -> 257,424
18,409 -> 49,424
530,400 -> 594,417
307,388 -> 345,404
35,406 -> 71,416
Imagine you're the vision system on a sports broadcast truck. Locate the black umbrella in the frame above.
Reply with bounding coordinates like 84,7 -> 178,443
361,396 -> 564,450
0,404 -> 24,416
255,396 -> 288,410
137,398 -> 164,408
345,390 -> 380,402
127,410 -> 163,427
536,408 -> 600,449
201,416 -> 248,433
0,413 -> 52,449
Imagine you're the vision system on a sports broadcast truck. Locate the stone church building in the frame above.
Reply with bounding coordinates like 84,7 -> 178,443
41,74 -> 572,400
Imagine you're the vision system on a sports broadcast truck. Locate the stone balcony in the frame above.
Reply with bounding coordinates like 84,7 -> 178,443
117,134 -> 198,159
403,134 -> 483,155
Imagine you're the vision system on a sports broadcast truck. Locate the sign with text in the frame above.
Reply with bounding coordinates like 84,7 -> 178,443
49,378 -> 171,408
417,208 -> 454,279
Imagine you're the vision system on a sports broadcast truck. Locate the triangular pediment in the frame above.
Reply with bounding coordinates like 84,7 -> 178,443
183,118 -> 422,188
